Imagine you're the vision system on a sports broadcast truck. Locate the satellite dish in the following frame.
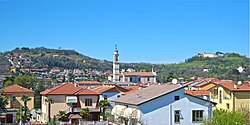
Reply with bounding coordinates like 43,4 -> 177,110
172,78 -> 178,84
237,81 -> 242,85
203,96 -> 208,100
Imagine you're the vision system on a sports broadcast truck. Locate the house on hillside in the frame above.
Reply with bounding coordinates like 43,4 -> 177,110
39,82 -> 100,123
111,84 -> 216,125
208,81 -> 250,111
77,81 -> 102,87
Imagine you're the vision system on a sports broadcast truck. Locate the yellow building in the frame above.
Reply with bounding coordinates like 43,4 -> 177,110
39,82 -> 100,123
208,81 -> 250,111
10,67 -> 16,73
0,84 -> 34,110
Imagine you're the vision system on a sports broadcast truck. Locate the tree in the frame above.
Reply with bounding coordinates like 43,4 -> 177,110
202,109 -> 249,125
45,98 -> 54,122
0,95 -> 8,113
21,95 -> 31,123
56,111 -> 67,121
80,108 -> 90,120
13,75 -> 36,88
99,100 -> 109,121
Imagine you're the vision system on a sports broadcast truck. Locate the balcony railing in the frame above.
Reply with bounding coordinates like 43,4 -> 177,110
66,107 -> 100,113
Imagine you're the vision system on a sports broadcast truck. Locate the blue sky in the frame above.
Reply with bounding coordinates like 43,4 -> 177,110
0,0 -> 249,63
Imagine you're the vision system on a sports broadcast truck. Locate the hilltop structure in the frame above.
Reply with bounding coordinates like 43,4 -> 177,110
108,45 -> 157,84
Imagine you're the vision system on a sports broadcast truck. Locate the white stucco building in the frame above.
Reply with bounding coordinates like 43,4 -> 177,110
111,84 -> 216,125
109,45 -> 157,84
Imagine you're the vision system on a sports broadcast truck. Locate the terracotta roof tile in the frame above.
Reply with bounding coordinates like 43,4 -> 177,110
77,81 -> 101,85
40,82 -> 99,95
185,90 -> 210,96
75,87 -> 99,95
213,81 -> 250,92
123,86 -> 141,94
92,85 -> 129,93
1,84 -> 34,93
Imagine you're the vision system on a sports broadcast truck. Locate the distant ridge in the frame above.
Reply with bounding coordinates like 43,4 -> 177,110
0,47 -> 249,82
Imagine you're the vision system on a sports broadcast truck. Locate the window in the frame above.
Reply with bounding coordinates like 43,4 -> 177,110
12,96 -> 16,101
147,77 -> 150,82
174,96 -> 180,101
130,77 -> 132,82
219,90 -> 222,103
192,110 -> 203,122
174,110 -> 180,123
85,99 -> 92,106
226,103 -> 230,109
117,95 -> 121,98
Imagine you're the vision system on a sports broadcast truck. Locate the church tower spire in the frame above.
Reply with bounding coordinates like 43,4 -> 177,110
113,44 -> 120,82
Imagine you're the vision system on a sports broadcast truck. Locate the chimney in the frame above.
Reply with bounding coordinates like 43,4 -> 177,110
234,84 -> 237,89
74,82 -> 78,87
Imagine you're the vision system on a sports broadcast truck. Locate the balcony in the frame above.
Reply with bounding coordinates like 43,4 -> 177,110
66,107 -> 100,114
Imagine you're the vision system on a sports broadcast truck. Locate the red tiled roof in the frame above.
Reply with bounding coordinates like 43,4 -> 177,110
123,86 -> 141,94
122,72 -> 155,77
213,81 -> 250,92
185,90 -> 210,96
92,85 -> 129,93
40,82 -> 99,95
77,81 -> 101,85
1,84 -> 34,93
75,87 -> 99,95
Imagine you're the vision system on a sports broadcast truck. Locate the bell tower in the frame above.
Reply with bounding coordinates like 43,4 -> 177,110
113,44 -> 120,82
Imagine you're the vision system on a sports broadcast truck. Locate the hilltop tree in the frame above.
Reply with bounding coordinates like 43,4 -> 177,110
13,75 -> 36,88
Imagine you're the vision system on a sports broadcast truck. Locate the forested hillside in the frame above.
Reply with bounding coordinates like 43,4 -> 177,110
0,47 -> 249,82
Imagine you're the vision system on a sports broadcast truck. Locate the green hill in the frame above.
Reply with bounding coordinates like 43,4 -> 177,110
0,47 -> 249,82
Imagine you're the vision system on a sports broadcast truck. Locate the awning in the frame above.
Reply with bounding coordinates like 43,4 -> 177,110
111,105 -> 127,116
68,114 -> 82,119
66,96 -> 77,103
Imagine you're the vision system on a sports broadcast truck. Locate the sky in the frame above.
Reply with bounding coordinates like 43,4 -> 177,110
0,0 -> 249,63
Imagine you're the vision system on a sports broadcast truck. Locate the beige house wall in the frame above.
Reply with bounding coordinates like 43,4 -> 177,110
234,92 -> 250,111
6,92 -> 34,110
210,86 -> 233,111
79,95 -> 98,108
40,95 -> 70,123
40,95 -> 99,123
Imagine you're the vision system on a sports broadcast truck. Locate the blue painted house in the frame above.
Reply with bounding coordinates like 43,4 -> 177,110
111,84 -> 216,125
